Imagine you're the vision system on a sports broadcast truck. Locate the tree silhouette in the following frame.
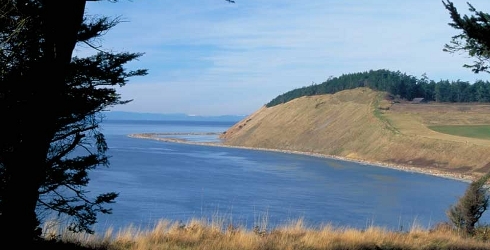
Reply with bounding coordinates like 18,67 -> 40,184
442,0 -> 490,234
0,0 -> 146,244
447,173 -> 490,235
442,0 -> 490,74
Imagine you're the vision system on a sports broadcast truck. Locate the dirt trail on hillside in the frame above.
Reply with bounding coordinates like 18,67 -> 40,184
219,88 -> 490,181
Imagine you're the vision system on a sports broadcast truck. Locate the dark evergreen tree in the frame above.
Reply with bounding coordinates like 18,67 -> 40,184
0,0 -> 147,244
442,1 -> 490,235
475,80 -> 490,102
447,173 -> 490,235
265,69 -> 490,107
442,0 -> 490,74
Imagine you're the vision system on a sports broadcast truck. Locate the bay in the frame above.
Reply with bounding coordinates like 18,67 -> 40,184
84,119 -> 488,234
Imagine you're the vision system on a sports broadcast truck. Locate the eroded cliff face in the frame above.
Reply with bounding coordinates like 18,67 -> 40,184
220,88 -> 490,179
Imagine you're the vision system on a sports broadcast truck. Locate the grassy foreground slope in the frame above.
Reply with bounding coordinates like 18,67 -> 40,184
44,219 -> 490,250
220,87 -> 490,180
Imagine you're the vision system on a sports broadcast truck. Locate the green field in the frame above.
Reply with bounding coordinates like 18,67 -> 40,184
428,125 -> 490,140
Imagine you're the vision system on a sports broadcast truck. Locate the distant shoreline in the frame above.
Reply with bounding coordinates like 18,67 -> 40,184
128,133 -> 474,183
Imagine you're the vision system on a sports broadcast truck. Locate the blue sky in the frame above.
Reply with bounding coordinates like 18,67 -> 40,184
80,0 -> 490,116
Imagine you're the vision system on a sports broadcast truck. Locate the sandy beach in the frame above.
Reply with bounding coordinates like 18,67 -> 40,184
128,133 -> 475,183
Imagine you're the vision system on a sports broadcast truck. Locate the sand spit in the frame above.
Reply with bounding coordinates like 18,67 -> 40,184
128,133 -> 474,183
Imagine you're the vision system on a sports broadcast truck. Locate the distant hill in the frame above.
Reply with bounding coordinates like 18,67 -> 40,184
102,111 -> 246,122
266,69 -> 490,107
221,87 -> 490,180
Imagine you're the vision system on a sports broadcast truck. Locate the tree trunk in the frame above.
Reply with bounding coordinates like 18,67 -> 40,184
0,118 -> 52,243
0,0 -> 87,245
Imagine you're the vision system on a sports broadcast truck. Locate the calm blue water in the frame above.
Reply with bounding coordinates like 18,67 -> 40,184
84,120 -> 488,234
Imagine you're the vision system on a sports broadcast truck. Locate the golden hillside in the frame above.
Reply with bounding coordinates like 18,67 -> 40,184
220,87 -> 490,180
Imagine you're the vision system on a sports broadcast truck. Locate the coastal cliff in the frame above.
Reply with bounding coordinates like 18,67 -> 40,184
220,88 -> 490,180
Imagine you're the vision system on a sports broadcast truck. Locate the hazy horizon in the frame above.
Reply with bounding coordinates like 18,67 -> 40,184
82,0 -> 490,116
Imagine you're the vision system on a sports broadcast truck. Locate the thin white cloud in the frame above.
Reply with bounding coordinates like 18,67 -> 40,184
84,0 -> 490,116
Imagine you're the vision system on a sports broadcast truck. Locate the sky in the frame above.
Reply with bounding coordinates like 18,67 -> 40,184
80,0 -> 490,116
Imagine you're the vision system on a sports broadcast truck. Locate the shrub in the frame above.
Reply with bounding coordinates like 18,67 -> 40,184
447,173 -> 490,235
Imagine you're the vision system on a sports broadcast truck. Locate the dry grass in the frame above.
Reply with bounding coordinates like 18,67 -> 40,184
220,88 -> 490,180
384,103 -> 490,146
49,218 -> 490,250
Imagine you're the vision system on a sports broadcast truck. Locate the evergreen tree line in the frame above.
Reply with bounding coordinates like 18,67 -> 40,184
266,69 -> 490,107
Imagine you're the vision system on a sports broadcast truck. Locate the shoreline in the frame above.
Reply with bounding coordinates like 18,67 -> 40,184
128,133 -> 475,183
